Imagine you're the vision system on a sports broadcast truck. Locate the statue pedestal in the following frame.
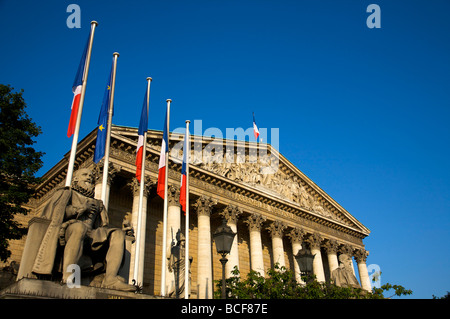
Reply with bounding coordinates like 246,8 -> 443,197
0,278 -> 165,299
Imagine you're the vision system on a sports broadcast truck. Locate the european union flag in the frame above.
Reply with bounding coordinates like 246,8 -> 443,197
94,61 -> 113,163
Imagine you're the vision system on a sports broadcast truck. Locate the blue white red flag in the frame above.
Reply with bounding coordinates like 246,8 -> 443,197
67,34 -> 90,137
180,126 -> 189,213
135,89 -> 149,182
157,109 -> 169,198
253,112 -> 260,141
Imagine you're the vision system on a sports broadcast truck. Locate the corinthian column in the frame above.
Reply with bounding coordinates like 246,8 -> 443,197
324,239 -> 339,274
166,185 -> 181,293
127,176 -> 152,284
93,161 -> 121,211
354,249 -> 372,291
220,205 -> 242,277
193,195 -> 217,299
267,221 -> 287,268
245,213 -> 266,276
288,227 -> 305,283
305,233 -> 325,282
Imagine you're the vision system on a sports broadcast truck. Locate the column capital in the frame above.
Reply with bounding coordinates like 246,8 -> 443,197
193,195 -> 217,217
288,227 -> 305,244
323,239 -> 339,254
353,248 -> 369,263
305,233 -> 323,250
338,244 -> 355,257
167,184 -> 180,207
267,220 -> 287,239
93,161 -> 121,185
220,205 -> 242,224
128,176 -> 153,197
245,213 -> 266,232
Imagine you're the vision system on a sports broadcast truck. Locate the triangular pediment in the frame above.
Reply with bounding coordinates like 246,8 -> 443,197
110,125 -> 370,237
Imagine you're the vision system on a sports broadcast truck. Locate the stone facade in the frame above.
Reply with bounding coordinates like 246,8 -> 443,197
3,125 -> 372,298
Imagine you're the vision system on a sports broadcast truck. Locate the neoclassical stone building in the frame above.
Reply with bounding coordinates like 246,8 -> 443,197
9,125 -> 372,298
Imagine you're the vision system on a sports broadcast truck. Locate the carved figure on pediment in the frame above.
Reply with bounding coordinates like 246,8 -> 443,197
192,146 -> 203,165
242,164 -> 253,184
290,177 -> 301,203
236,149 -> 245,164
245,164 -> 261,186
299,185 -> 312,209
313,202 -> 325,215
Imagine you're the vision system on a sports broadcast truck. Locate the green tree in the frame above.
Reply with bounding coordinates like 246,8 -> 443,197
0,84 -> 44,262
215,264 -> 412,299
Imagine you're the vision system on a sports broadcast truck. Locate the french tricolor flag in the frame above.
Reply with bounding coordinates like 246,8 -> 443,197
157,109 -> 169,199
180,125 -> 189,213
135,90 -> 148,182
253,112 -> 260,141
67,34 -> 90,138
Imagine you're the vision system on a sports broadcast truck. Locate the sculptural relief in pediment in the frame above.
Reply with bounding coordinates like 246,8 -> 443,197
192,151 -> 346,224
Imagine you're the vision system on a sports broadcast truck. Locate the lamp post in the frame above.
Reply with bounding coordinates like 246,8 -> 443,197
213,219 -> 236,299
294,247 -> 315,282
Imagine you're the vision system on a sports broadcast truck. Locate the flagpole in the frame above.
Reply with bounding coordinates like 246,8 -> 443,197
65,20 -> 98,187
184,120 -> 190,299
133,77 -> 152,285
100,52 -> 119,207
161,99 -> 171,296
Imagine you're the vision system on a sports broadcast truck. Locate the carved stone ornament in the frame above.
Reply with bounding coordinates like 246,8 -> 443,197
339,244 -> 355,257
128,176 -> 154,197
167,185 -> 180,207
323,239 -> 339,254
194,151 -> 348,225
93,161 -> 121,185
193,195 -> 217,217
288,227 -> 305,244
267,220 -> 287,239
305,233 -> 323,250
220,205 -> 242,224
353,249 -> 369,263
245,213 -> 266,232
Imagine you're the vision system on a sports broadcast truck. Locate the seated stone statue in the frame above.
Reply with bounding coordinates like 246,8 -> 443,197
331,254 -> 361,289
31,168 -> 134,291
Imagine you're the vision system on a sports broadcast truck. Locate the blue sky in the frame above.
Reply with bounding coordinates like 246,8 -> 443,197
1,0 -> 449,298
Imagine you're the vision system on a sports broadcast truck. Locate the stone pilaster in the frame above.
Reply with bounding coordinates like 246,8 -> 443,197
220,205 -> 242,277
245,213 -> 266,276
305,233 -> 325,282
267,221 -> 287,268
354,249 -> 372,291
193,195 -> 217,299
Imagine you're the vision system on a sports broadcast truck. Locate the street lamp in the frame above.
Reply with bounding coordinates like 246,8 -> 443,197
294,247 -> 315,280
213,219 -> 236,299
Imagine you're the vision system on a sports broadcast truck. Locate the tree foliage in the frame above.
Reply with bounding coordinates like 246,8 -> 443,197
215,264 -> 412,299
0,84 -> 44,262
